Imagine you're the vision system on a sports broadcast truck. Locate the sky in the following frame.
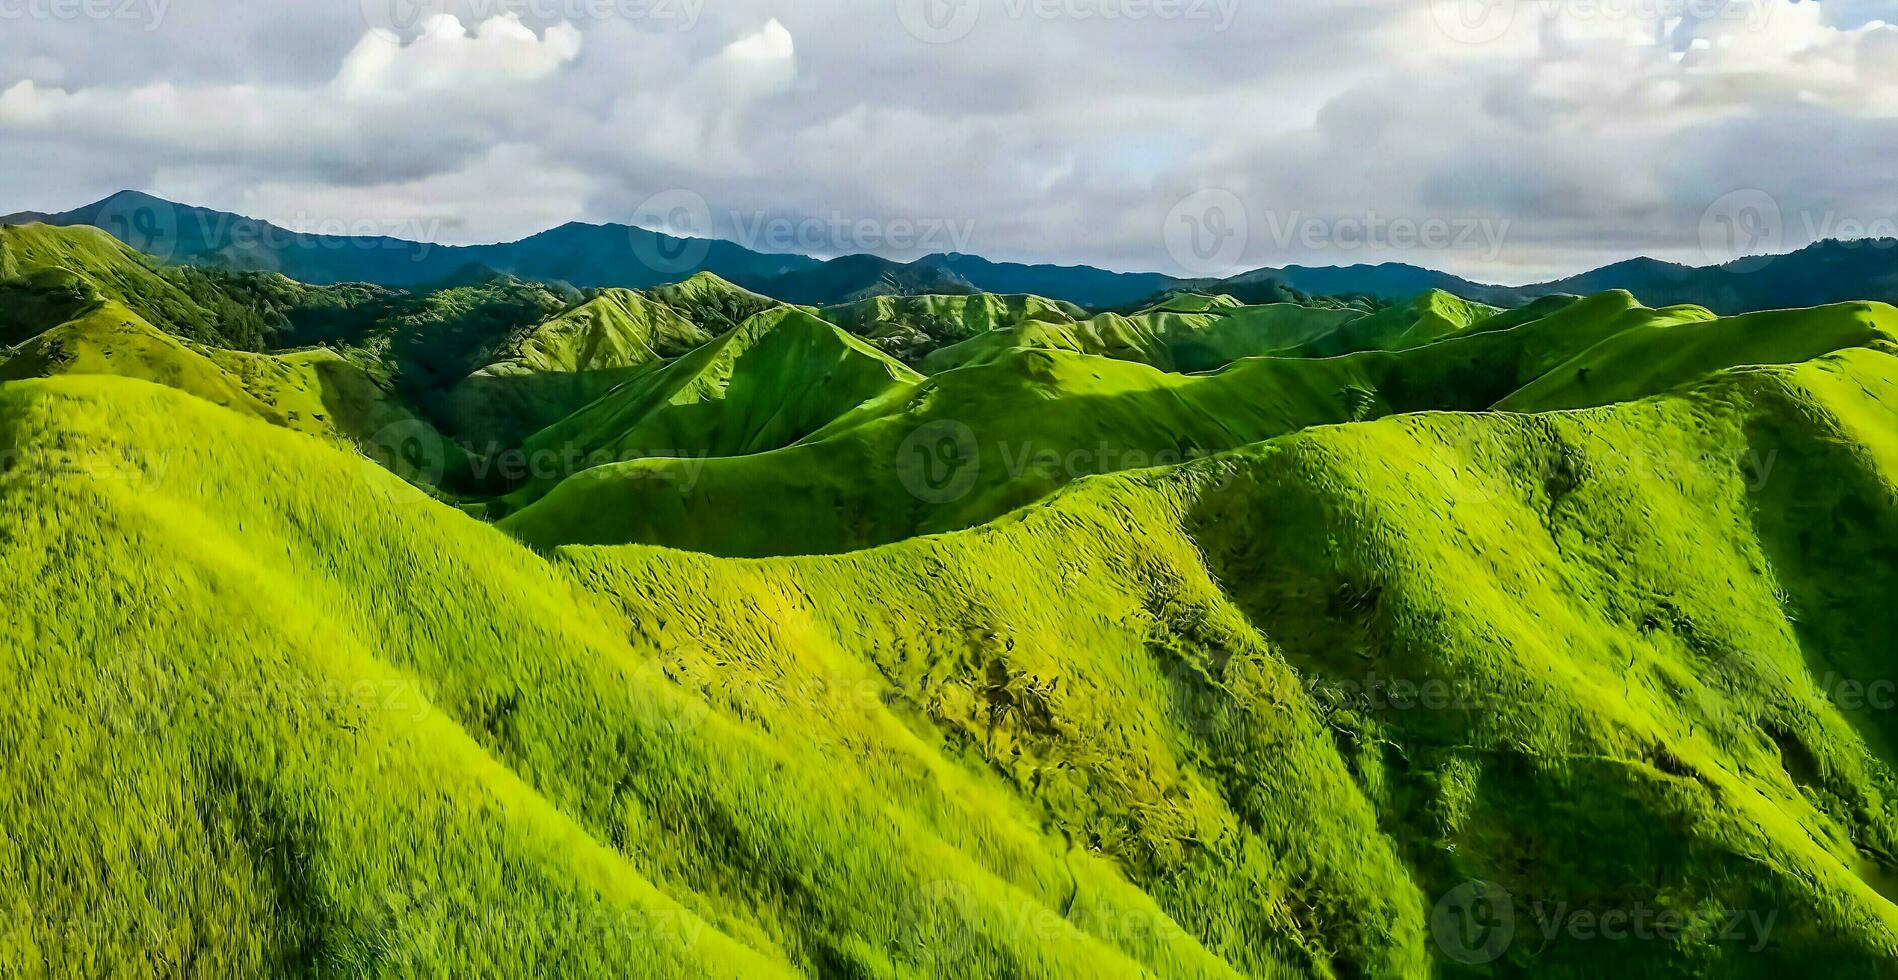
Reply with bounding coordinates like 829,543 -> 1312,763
0,0 -> 1895,284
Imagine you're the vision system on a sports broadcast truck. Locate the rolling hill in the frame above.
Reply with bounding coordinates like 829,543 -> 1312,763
503,289 -> 1843,558
440,288 -> 716,451
6,217 -> 1898,977
5,334 -> 1898,974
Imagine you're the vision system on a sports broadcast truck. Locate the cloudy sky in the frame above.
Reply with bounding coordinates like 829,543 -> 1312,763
1,0 -> 1894,283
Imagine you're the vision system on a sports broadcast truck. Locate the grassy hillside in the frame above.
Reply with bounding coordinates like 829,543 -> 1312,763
643,272 -> 785,334
923,302 -> 1367,374
1283,290 -> 1502,358
0,223 -> 231,345
821,293 -> 1087,364
5,340 -> 1898,974
441,289 -> 716,450
502,291 -> 1856,557
0,300 -> 466,489
7,221 -> 1898,976
497,309 -> 925,513
1498,302 -> 1898,412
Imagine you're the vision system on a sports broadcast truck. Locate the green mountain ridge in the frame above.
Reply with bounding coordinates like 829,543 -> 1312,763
5,220 -> 1898,976
6,340 -> 1898,973
29,191 -> 1898,315
496,307 -> 925,513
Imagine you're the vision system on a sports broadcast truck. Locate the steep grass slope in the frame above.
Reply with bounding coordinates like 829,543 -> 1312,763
1284,290 -> 1501,358
643,272 -> 785,334
497,309 -> 925,512
0,376 -> 1247,978
1498,302 -> 1898,412
0,300 -> 466,488
499,344 -> 1390,555
502,291 -> 1849,557
441,289 -> 715,449
922,303 -> 1365,374
0,223 -> 228,344
5,342 -> 1897,974
821,293 -> 1087,364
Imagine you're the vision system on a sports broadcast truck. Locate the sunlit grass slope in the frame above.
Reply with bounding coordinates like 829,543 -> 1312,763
0,375 -> 1248,978
921,302 -> 1364,374
442,288 -> 716,449
820,293 -> 1087,363
0,299 -> 466,488
7,341 -> 1898,975
0,223 -> 224,343
500,344 -> 1386,554
1282,290 -> 1501,358
497,308 -> 926,513
503,291 -> 1880,557
644,271 -> 787,333
1497,301 -> 1898,412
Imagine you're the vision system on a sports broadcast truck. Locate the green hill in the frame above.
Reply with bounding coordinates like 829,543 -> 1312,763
644,272 -> 789,334
820,293 -> 1088,364
441,289 -> 716,450
1283,290 -> 1502,358
0,223 -> 231,345
923,302 -> 1367,374
502,291 -> 1829,557
1498,302 -> 1898,412
0,299 -> 465,489
496,308 -> 925,512
7,218 -> 1898,976
5,336 -> 1898,973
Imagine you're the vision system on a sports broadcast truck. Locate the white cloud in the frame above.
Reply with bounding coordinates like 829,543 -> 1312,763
3,1 -> 1897,281
335,15 -> 583,100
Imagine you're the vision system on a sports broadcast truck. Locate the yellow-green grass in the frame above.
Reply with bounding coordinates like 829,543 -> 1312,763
1497,301 -> 1898,412
0,223 -> 223,343
441,288 -> 716,449
5,341 -> 1898,974
922,303 -> 1364,374
1282,290 -> 1501,358
0,300 -> 466,489
502,292 -> 1880,558
496,308 -> 925,513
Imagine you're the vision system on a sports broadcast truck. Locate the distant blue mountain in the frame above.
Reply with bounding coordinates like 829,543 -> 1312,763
13,191 -> 1898,314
